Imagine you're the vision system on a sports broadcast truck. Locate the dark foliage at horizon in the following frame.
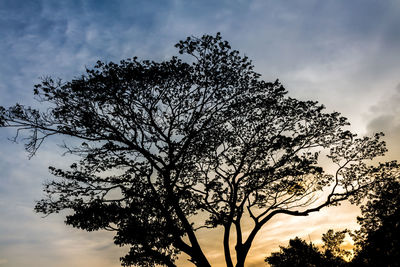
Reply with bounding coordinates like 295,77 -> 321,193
266,173 -> 400,267
0,33 -> 396,267
266,233 -> 349,267
352,174 -> 400,266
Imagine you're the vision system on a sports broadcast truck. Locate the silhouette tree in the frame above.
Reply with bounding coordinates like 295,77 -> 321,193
265,230 -> 351,267
266,237 -> 325,267
321,229 -> 351,266
322,229 -> 351,262
351,169 -> 400,266
0,33 -> 393,267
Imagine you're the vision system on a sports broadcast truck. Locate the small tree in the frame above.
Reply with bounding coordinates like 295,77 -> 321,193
266,229 -> 352,267
0,33 -> 393,267
266,237 -> 325,267
265,233 -> 350,267
322,229 -> 352,261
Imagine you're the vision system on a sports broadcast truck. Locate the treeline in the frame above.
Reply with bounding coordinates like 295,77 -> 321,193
266,176 -> 400,267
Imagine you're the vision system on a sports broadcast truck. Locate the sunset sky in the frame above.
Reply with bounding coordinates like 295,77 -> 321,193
1,1 -> 400,266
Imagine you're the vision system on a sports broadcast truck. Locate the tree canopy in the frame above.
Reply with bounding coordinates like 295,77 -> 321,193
265,230 -> 350,267
351,171 -> 400,266
0,33 -> 394,267
266,237 -> 326,267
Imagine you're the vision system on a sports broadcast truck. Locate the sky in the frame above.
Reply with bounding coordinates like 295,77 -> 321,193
1,0 -> 400,266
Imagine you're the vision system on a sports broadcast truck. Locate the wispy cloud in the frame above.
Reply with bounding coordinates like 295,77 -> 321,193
1,0 -> 400,266
367,83 -> 400,160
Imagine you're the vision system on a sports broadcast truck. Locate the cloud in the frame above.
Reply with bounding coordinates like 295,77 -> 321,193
366,83 -> 400,160
1,1 -> 400,266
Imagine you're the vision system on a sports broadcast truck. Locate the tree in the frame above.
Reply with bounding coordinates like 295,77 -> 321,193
351,169 -> 400,266
266,237 -> 325,267
265,230 -> 351,267
0,33 -> 393,267
322,229 -> 351,262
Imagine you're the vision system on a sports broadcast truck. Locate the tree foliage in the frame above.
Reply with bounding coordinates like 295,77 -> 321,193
266,237 -> 325,267
265,232 -> 350,267
322,229 -> 352,261
0,33 -> 393,267
351,169 -> 400,266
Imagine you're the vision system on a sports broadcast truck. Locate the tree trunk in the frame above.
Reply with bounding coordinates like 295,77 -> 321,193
235,243 -> 251,267
191,252 -> 211,267
223,224 -> 234,267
